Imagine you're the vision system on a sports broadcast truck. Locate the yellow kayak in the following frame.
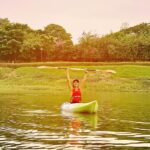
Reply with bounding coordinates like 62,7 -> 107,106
61,100 -> 98,113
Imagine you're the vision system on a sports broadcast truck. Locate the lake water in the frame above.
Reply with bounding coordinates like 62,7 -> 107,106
0,92 -> 150,149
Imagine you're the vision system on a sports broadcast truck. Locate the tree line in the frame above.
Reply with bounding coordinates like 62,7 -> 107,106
0,18 -> 150,62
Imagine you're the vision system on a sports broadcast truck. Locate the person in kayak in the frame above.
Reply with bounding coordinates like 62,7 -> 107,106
66,68 -> 89,103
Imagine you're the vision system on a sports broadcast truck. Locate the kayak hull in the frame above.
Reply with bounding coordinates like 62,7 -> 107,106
61,100 -> 98,113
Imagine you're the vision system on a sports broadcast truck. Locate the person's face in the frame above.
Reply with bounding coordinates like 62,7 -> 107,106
73,81 -> 79,87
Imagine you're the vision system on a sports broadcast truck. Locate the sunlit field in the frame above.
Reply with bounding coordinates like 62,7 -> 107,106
0,62 -> 150,94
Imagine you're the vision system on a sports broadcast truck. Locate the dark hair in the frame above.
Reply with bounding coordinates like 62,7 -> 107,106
73,79 -> 79,83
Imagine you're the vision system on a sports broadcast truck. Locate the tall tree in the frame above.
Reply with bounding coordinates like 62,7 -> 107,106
44,24 -> 73,49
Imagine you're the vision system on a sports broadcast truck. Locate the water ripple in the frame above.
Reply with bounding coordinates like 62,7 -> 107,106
0,126 -> 150,149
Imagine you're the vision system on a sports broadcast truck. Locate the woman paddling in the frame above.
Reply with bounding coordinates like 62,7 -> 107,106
66,68 -> 89,103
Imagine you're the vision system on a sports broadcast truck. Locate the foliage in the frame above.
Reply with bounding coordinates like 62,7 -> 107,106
77,23 -> 150,61
0,18 -> 150,62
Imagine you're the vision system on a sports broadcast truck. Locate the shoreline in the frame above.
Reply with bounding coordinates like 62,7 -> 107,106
0,61 -> 150,68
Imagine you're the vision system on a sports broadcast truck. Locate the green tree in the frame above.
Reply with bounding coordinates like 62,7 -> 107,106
44,24 -> 73,51
0,19 -> 32,62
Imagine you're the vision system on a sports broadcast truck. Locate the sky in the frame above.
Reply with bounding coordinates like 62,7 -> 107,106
0,0 -> 150,43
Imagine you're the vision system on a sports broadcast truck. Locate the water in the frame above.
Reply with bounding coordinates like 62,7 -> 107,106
0,92 -> 150,149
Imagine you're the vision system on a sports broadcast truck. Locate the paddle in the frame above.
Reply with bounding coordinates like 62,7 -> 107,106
37,66 -> 116,74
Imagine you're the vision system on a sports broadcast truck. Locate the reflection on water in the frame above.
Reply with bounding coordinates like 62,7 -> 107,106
0,92 -> 150,149
62,111 -> 98,128
62,112 -> 98,148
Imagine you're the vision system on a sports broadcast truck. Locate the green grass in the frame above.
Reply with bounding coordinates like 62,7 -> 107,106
0,61 -> 150,68
0,63 -> 150,94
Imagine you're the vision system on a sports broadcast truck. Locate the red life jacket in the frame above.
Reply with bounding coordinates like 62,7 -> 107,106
71,88 -> 81,103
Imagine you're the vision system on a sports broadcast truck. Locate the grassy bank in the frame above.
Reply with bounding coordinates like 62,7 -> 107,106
0,61 -> 150,68
0,63 -> 150,94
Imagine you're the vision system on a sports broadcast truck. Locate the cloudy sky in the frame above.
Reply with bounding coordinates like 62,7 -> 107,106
0,0 -> 149,43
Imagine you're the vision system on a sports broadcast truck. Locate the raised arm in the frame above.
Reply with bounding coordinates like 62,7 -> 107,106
66,68 -> 72,90
80,70 -> 89,89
